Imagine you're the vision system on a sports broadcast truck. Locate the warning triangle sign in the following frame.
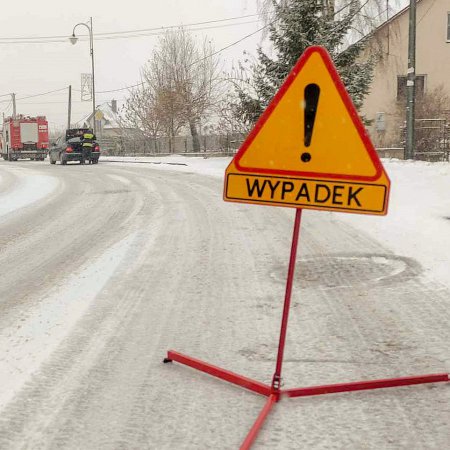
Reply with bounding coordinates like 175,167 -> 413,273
224,46 -> 390,216
233,46 -> 382,182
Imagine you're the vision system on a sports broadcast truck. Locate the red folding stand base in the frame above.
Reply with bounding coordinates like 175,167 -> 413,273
164,209 -> 449,449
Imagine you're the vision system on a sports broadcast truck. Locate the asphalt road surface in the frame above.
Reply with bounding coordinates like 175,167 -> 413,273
0,159 -> 448,449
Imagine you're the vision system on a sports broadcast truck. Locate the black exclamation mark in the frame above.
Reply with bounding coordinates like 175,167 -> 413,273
301,83 -> 320,163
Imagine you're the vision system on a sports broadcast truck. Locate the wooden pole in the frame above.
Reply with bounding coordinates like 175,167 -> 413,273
67,85 -> 72,129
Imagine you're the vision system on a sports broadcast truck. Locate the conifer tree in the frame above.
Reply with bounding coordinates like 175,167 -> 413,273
234,0 -> 374,126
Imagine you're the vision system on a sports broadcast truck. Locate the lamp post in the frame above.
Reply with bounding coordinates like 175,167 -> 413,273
70,17 -> 96,134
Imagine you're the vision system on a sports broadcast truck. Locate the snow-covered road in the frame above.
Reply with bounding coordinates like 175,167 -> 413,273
0,159 -> 448,449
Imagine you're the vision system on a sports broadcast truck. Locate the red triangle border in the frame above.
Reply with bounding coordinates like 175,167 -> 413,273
233,46 -> 385,182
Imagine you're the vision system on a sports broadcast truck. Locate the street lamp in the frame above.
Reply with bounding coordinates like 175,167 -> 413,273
70,17 -> 96,134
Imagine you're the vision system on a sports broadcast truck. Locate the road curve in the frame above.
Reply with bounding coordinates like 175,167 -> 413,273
0,160 -> 448,449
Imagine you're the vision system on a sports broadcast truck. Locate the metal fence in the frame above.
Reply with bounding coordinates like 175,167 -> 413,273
99,133 -> 245,156
100,126 -> 450,162
400,118 -> 450,161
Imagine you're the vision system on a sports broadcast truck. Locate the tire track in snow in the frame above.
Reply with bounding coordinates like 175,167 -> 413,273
0,233 -> 135,410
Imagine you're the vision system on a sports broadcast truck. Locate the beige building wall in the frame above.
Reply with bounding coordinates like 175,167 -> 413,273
361,0 -> 450,148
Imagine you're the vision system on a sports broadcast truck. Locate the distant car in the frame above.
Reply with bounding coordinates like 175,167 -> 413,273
49,128 -> 100,165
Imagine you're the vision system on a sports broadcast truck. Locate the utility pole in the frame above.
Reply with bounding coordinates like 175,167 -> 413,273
405,0 -> 416,160
90,17 -> 96,135
68,85 -> 72,129
11,93 -> 16,119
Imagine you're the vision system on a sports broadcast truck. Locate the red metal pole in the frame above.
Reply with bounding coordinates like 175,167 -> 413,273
271,208 -> 303,392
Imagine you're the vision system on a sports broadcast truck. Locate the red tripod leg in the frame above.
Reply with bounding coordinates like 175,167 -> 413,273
240,394 -> 277,450
284,373 -> 449,398
164,350 -> 271,396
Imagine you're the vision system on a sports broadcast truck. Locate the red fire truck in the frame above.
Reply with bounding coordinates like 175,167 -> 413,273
1,115 -> 49,161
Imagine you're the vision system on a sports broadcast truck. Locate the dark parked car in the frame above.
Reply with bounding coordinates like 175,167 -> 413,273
49,128 -> 100,165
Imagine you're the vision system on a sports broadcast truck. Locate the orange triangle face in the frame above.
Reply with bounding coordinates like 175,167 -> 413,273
234,46 -> 383,182
224,46 -> 390,215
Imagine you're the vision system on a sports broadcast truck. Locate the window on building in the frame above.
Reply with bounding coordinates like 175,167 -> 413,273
447,13 -> 450,41
397,75 -> 426,101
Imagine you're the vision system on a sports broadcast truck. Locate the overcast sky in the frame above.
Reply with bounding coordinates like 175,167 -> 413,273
0,0 -> 262,131
0,0 -> 407,132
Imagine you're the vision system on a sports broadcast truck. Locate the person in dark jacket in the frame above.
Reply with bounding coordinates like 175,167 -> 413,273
81,131 -> 96,164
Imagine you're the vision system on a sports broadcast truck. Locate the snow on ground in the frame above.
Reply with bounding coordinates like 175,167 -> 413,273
104,155 -> 450,289
0,156 -> 450,448
0,166 -> 59,220
0,232 -> 136,409
103,154 -> 229,178
338,160 -> 450,289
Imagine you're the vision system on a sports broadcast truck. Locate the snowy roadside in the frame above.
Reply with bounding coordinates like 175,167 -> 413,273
338,160 -> 450,289
103,155 -> 450,289
0,166 -> 59,220
102,154 -> 229,178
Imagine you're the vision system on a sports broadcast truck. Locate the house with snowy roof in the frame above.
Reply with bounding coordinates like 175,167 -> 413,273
81,100 -> 125,139
79,100 -> 143,154
361,0 -> 450,155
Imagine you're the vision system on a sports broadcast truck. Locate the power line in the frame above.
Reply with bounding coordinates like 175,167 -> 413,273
0,13 -> 258,40
0,15 -> 261,44
0,99 -> 12,113
17,98 -> 126,105
97,14 -> 260,36
17,87 -> 69,100
96,23 -> 269,95
0,18 -> 266,113
0,87 -> 69,104
0,21 -> 260,44
418,0 -> 437,24
18,101 -> 85,105
95,20 -> 260,42
189,23 -> 270,67
96,83 -> 143,95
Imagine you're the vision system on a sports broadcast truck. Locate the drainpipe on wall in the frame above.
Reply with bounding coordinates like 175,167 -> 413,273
405,0 -> 416,160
